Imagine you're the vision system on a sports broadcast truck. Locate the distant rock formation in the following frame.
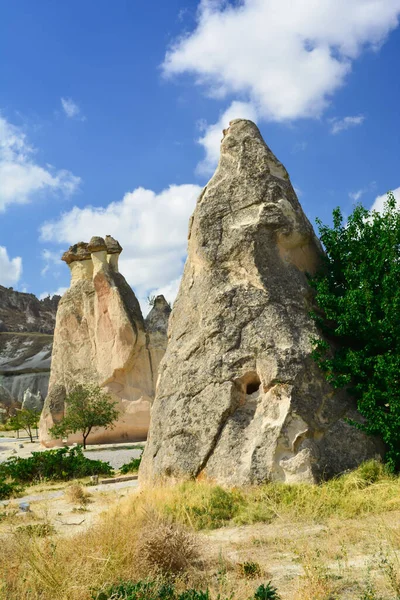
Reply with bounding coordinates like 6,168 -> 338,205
0,287 -> 59,413
22,388 -> 44,412
39,236 -> 170,446
140,119 -> 381,486
0,285 -> 59,334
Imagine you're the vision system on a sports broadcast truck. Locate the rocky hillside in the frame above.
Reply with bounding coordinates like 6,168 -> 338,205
0,287 -> 60,413
0,285 -> 60,334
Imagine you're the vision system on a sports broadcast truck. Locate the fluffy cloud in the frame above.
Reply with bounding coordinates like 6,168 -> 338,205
61,97 -> 85,121
0,115 -> 81,212
371,186 -> 400,212
330,115 -> 365,134
40,184 -> 202,308
164,0 -> 400,122
197,101 -> 258,174
0,246 -> 22,286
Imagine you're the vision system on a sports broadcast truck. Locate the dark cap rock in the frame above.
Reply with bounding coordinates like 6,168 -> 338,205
105,235 -> 122,254
87,236 -> 107,253
61,242 -> 91,264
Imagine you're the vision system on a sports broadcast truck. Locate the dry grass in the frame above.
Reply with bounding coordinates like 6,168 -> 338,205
2,461 -> 400,599
66,483 -> 91,506
134,509 -> 200,577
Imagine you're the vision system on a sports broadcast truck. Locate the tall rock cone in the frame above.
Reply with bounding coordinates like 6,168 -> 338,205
140,119 -> 381,486
39,236 -> 169,446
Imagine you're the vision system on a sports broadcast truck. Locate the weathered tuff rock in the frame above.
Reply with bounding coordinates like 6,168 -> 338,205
0,286 -> 59,411
140,119 -> 381,486
39,236 -> 171,446
22,388 -> 44,412
0,333 -> 52,411
0,285 -> 60,334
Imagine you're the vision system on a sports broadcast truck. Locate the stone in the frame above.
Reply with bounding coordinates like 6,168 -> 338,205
105,235 -> 122,254
21,388 -> 44,412
145,296 -> 172,378
87,236 -> 107,253
39,236 -> 170,446
61,242 -> 91,264
140,119 -> 382,487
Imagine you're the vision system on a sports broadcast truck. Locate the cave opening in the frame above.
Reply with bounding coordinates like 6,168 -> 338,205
246,375 -> 261,396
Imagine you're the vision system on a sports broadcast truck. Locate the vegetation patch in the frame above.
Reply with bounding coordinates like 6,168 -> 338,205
16,523 -> 55,537
0,445 -> 113,499
310,193 -> 400,469
93,580 -> 280,600
119,453 -> 142,474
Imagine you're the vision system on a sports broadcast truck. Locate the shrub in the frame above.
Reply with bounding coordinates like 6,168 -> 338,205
0,445 -> 113,484
16,523 -> 55,537
93,580 -> 278,600
0,478 -> 23,500
120,453 -> 142,474
237,561 -> 262,579
253,583 -> 281,600
134,512 -> 199,576
66,482 -> 91,506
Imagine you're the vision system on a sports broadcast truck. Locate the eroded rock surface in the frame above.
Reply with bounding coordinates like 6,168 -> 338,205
0,285 -> 59,412
39,236 -> 169,446
140,119 -> 381,486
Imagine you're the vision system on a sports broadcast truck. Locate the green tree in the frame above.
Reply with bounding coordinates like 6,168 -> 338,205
9,408 -> 40,442
50,385 -> 119,449
309,192 -> 400,469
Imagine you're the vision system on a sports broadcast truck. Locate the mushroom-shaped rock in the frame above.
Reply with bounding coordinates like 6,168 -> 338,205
61,242 -> 91,264
87,236 -> 107,253
105,235 -> 122,254
139,119 -> 382,488
39,238 -> 170,447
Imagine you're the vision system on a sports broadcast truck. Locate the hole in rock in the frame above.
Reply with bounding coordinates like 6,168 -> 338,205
246,376 -> 261,396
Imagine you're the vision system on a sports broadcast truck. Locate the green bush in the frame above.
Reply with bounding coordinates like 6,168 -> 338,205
310,192 -> 400,469
254,583 -> 281,600
93,580 -> 279,600
0,445 -> 113,484
120,452 -> 142,474
0,478 -> 23,500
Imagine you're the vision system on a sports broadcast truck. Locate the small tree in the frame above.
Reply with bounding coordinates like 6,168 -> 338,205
9,408 -> 40,442
50,385 -> 119,449
309,192 -> 400,469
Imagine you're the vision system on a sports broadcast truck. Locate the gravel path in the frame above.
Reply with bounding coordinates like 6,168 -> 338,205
83,448 -> 142,469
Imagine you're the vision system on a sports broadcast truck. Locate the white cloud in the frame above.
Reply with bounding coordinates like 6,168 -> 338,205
197,101 -> 258,174
349,189 -> 364,201
0,115 -> 81,212
41,249 -> 61,276
40,184 -> 202,302
39,286 -> 68,300
330,115 -> 365,134
0,246 -> 22,286
371,187 -> 400,212
61,97 -> 85,121
163,0 -> 400,122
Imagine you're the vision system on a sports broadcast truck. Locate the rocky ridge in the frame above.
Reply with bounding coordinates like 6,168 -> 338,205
0,286 -> 60,413
140,119 -> 381,486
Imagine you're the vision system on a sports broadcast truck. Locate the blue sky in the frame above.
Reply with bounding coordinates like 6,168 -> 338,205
1,0 -> 400,312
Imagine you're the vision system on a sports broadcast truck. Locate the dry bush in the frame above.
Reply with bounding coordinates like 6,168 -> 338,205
66,483 -> 91,506
134,509 -> 200,577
